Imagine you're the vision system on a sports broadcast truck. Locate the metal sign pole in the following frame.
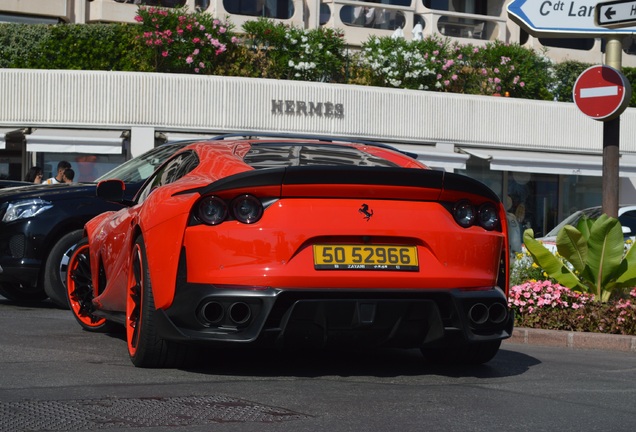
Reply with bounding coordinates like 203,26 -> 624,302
603,36 -> 623,217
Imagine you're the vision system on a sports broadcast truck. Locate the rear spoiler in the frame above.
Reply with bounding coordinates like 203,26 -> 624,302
177,166 -> 500,203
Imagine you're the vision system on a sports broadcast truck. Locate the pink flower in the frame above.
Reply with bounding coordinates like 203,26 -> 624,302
162,51 -> 169,57
186,56 -> 193,64
451,74 -> 458,81
134,15 -> 143,23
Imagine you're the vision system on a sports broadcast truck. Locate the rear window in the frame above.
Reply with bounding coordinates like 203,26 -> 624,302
244,144 -> 398,168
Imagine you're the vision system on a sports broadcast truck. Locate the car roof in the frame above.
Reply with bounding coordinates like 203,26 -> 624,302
544,205 -> 636,237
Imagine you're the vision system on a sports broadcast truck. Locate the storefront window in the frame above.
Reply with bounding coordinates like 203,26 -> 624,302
38,153 -> 127,183
559,175 -> 602,221
507,172 -> 558,239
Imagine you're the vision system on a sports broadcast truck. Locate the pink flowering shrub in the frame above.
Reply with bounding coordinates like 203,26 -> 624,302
134,6 -> 238,74
509,280 -> 636,335
357,37 -> 551,99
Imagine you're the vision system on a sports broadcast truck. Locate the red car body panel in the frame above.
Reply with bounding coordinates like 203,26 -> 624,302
69,137 -> 512,367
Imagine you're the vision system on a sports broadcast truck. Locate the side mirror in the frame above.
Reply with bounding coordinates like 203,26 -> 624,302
96,179 -> 125,202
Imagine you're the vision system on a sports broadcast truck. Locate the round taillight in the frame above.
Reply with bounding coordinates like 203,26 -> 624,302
197,196 -> 228,225
231,195 -> 263,224
453,200 -> 475,228
478,203 -> 499,231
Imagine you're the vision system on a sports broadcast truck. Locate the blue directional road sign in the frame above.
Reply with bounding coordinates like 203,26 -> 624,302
507,0 -> 636,36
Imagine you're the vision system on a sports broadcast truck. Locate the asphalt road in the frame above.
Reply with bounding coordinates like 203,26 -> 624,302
1,296 -> 635,432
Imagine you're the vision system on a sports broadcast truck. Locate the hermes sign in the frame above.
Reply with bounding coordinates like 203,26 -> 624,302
271,100 -> 344,119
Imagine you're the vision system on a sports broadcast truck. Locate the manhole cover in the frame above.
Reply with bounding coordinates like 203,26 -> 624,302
0,395 -> 310,431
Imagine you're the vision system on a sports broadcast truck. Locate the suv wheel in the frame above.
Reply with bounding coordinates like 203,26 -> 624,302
43,229 -> 84,309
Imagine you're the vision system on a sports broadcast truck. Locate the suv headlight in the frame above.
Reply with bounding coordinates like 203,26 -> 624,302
2,199 -> 53,223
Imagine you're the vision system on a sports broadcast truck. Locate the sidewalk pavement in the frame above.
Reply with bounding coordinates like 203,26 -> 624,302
504,327 -> 636,353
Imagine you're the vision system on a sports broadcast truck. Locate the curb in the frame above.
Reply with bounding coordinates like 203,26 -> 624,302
503,327 -> 636,353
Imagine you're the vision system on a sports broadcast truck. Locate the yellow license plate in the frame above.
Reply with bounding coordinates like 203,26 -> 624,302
313,245 -> 419,271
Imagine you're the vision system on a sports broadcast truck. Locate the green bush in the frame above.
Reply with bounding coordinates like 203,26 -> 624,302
0,23 -> 142,71
551,60 -> 591,102
242,18 -> 347,82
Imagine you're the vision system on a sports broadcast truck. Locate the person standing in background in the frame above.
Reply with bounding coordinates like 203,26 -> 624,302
24,166 -> 43,183
44,161 -> 71,184
62,168 -> 75,184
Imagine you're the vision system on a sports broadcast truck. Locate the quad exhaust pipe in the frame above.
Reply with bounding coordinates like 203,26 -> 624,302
468,302 -> 508,326
199,301 -> 253,326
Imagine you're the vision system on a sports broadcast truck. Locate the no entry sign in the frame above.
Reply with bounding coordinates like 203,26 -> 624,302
573,65 -> 632,121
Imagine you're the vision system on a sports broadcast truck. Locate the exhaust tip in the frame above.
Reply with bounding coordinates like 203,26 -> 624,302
199,301 -> 224,325
488,303 -> 508,324
228,302 -> 252,325
468,303 -> 489,325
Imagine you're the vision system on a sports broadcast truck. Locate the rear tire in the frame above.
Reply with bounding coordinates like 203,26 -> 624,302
127,236 -> 189,368
67,237 -> 114,332
44,229 -> 84,309
421,340 -> 502,365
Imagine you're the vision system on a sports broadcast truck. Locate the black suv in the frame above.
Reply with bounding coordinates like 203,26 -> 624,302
0,142 -> 187,307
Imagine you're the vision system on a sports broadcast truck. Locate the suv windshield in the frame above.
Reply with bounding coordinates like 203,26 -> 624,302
96,143 -> 187,183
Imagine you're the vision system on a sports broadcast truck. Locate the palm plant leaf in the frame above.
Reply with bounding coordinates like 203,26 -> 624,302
522,229 -> 586,291
556,225 -> 587,273
586,215 -> 624,295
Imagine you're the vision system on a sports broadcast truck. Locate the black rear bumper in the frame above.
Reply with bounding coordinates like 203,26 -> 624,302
154,285 -> 514,349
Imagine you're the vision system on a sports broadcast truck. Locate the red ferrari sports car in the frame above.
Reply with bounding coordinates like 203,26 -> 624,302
67,134 -> 513,368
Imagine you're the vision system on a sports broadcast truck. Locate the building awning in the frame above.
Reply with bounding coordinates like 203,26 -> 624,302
390,143 -> 468,172
161,132 -> 216,143
459,147 -> 636,177
26,129 -> 125,154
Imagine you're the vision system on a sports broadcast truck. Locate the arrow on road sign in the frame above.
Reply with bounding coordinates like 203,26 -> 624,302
596,0 -> 636,28
507,0 -> 636,36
